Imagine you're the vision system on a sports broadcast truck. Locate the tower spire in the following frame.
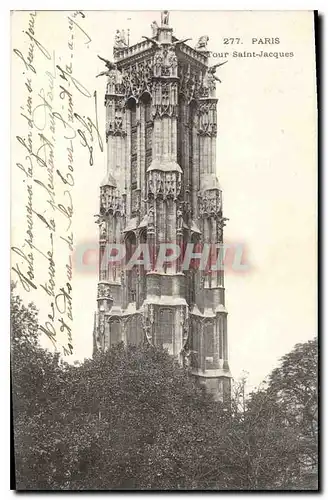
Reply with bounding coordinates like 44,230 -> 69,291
94,14 -> 231,403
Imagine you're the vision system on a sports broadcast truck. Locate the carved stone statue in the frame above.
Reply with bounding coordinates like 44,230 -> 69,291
100,221 -> 107,238
149,304 -> 154,324
151,20 -> 159,37
114,29 -> 128,49
177,177 -> 182,195
148,206 -> 154,226
207,72 -> 217,95
167,47 -> 178,71
195,35 -> 209,51
165,173 -> 174,196
148,177 -> 154,195
161,10 -> 169,26
143,319 -> 152,344
114,115 -> 123,130
177,207 -> 183,232
99,316 -> 105,335
154,51 -> 163,76
157,176 -> 163,193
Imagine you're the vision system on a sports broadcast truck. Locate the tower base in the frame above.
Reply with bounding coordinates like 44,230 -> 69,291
191,370 -> 232,404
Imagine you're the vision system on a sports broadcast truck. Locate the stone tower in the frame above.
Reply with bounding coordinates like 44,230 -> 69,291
93,11 -> 231,401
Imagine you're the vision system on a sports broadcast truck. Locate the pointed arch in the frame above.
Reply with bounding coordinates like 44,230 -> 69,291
126,315 -> 144,346
140,91 -> 152,106
204,320 -> 215,369
126,96 -> 137,111
138,228 -> 147,305
125,231 -> 137,304
109,317 -> 121,346
156,308 -> 174,354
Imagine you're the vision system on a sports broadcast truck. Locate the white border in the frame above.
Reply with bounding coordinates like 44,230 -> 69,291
3,1 -> 325,497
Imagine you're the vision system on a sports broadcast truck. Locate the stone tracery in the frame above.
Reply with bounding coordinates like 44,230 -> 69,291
94,11 -> 231,402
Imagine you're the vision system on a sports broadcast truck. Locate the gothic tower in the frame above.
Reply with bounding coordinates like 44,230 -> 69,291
93,11 -> 231,402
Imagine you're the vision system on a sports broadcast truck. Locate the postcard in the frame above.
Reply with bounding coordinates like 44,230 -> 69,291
11,10 -> 318,490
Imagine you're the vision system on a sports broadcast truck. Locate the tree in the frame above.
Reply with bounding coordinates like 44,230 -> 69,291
11,287 -> 234,491
11,286 -> 318,491
230,338 -> 318,490
11,285 -> 69,489
57,344 -> 233,490
266,338 -> 318,489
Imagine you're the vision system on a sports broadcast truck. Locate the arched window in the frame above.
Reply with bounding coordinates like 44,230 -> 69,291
204,322 -> 214,369
190,318 -> 200,369
189,233 -> 200,305
110,319 -> 121,346
126,98 -> 138,214
140,92 -> 153,188
140,91 -> 151,119
125,232 -> 137,304
219,315 -> 224,359
126,315 -> 144,346
222,315 -> 228,361
139,229 -> 147,305
177,95 -> 188,167
126,97 -> 137,124
156,309 -> 174,353
189,99 -> 198,189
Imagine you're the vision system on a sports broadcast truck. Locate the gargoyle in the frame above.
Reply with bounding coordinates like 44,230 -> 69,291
172,37 -> 192,46
142,36 -> 161,48
142,36 -> 192,48
96,55 -> 121,77
208,61 -> 228,83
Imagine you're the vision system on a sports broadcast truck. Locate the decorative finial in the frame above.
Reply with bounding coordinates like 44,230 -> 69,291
113,29 -> 128,58
114,29 -> 128,49
161,10 -> 170,27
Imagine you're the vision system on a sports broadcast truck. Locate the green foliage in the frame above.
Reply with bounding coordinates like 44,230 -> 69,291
11,288 -> 318,490
230,339 -> 318,490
